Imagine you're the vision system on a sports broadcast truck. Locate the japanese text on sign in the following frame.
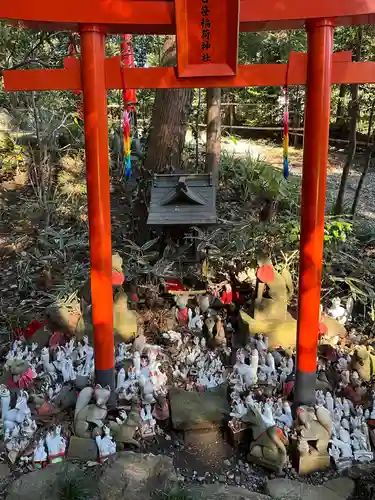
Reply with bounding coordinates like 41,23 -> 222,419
201,0 -> 211,62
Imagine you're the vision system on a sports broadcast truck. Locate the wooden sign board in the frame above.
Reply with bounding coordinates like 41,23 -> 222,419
175,0 -> 240,78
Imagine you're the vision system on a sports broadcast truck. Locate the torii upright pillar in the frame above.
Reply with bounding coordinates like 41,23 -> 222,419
294,19 -> 334,408
80,25 -> 114,391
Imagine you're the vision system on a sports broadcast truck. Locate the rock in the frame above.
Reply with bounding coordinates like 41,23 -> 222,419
0,463 -> 10,479
6,462 -> 84,500
324,478 -> 356,499
75,375 -> 90,390
266,477 -> 355,500
187,484 -> 272,499
67,436 -> 98,462
98,452 -> 178,500
170,384 -> 229,430
53,384 -> 77,409
348,462 -> 375,479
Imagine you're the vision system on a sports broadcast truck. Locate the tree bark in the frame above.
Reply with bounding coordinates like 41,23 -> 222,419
334,27 -> 362,215
351,146 -> 374,217
291,86 -> 301,147
131,36 -> 193,242
195,88 -> 202,169
229,104 -> 234,134
144,36 -> 193,173
206,87 -> 221,178
351,96 -> 375,216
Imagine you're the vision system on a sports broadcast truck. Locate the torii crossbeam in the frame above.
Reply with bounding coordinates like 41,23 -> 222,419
4,52 -> 375,91
1,0 -> 375,406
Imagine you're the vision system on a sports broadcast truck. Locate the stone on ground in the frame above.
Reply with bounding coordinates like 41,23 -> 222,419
266,477 -> 355,500
0,463 -> 10,481
348,461 -> 375,479
98,452 -> 177,500
6,463 -> 86,500
187,484 -> 272,499
170,383 -> 230,430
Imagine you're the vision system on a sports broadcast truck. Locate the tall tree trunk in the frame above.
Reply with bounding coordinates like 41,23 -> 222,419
334,27 -> 362,215
335,85 -> 347,126
206,88 -> 221,179
131,35 -> 193,242
195,89 -> 202,169
229,105 -> 234,134
144,37 -> 193,173
291,86 -> 302,147
351,96 -> 375,216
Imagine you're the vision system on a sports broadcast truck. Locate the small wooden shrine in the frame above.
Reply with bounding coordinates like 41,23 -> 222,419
147,173 -> 216,227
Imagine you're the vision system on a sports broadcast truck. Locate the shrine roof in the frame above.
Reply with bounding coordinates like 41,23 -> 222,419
1,0 -> 375,33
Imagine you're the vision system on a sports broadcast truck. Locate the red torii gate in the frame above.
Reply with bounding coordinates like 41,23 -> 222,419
2,0 -> 375,406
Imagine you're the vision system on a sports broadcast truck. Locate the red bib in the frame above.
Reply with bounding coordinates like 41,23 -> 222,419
256,265 -> 275,283
112,271 -> 125,286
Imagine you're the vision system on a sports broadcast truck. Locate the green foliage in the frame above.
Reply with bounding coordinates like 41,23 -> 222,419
0,134 -> 25,178
1,21 -> 375,336
227,134 -> 240,145
283,219 -> 300,244
236,29 -> 307,126
0,131 -> 14,152
324,218 -> 353,244
282,217 -> 353,247
219,152 -> 298,210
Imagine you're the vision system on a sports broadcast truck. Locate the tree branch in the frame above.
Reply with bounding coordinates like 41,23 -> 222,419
0,31 -> 60,76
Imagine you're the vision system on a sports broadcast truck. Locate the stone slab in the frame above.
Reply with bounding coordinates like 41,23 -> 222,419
67,436 -> 98,462
170,383 -> 230,431
0,463 -> 10,479
188,484 -> 272,499
324,478 -> 356,499
98,452 -> 177,500
266,477 -> 355,500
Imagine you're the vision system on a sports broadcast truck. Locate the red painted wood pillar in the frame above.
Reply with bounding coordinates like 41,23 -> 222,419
294,19 -> 334,408
80,24 -> 114,390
